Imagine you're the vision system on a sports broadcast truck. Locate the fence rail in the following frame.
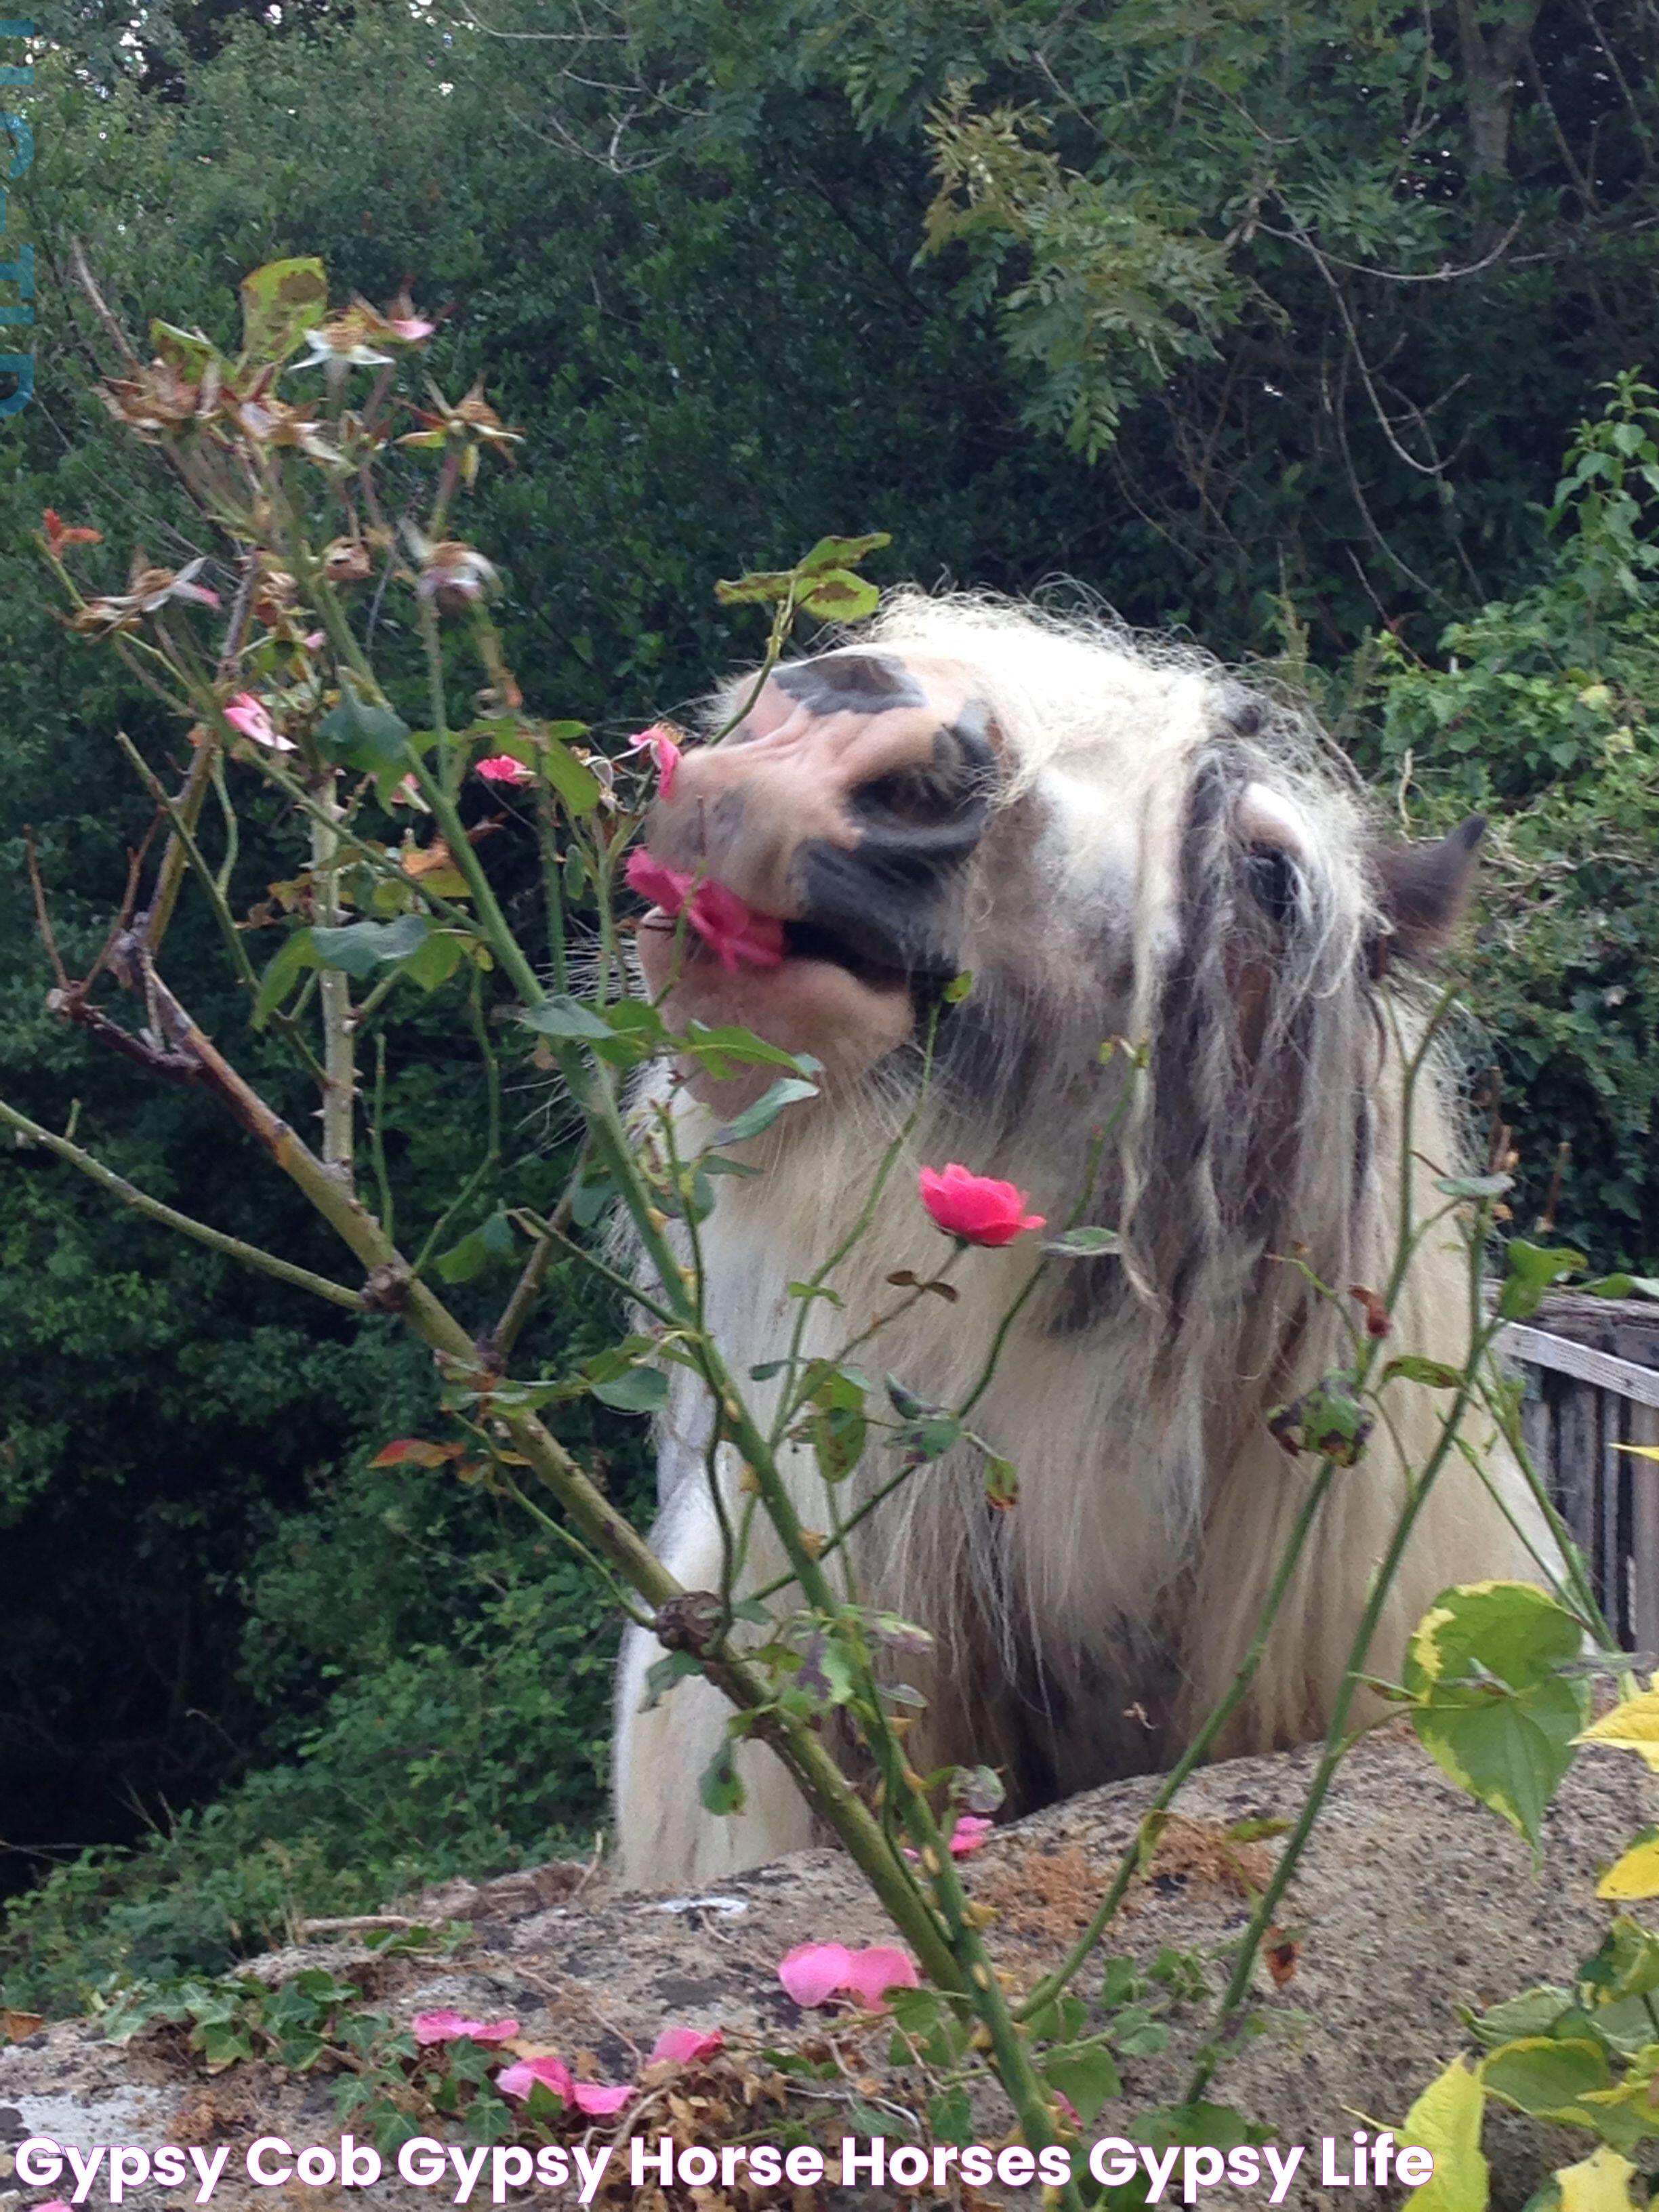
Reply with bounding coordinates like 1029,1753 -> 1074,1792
1496,1292 -> 1659,1653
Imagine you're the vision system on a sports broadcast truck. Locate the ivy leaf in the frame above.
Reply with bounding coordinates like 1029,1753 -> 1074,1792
714,568 -> 796,606
1584,1273 -> 1659,1301
1042,2046 -> 1122,2124
710,1075 -> 819,1146
1397,2055 -> 1488,2212
1405,1582 -> 1588,1847
928,2087 -> 975,2146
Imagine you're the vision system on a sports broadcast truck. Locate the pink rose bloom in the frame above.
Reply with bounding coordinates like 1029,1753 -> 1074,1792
222,692 -> 296,754
622,723 -> 683,800
648,2024 -> 724,2066
412,2009 -> 520,2047
918,1163 -> 1046,1247
474,753 -> 535,786
625,848 -> 785,973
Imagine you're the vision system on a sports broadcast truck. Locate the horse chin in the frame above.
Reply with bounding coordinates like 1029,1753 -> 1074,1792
637,916 -> 915,1115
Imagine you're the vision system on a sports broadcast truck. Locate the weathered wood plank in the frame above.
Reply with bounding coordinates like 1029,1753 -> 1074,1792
1629,1401 -> 1659,1659
1555,1379 -> 1603,1599
1498,1323 -> 1659,1410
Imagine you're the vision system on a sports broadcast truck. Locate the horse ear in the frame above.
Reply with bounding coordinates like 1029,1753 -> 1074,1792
1369,815 -> 1487,968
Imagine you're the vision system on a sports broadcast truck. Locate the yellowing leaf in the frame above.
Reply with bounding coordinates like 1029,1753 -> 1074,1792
1616,1444 -> 1659,1464
1597,1837 -> 1659,1901
1556,2146 -> 1643,2212
1576,1685 -> 1659,1772
1400,2056 -> 1489,2212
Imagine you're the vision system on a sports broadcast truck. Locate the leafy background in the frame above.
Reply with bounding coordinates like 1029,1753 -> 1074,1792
1,0 -> 1655,2010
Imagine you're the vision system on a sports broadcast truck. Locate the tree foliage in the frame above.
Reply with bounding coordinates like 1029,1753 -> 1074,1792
1,0 -> 1655,1997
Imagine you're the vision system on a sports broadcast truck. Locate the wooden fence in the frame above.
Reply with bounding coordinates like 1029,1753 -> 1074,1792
1497,1292 -> 1659,1654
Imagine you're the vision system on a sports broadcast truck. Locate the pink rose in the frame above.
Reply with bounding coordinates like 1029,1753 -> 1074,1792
918,1163 -> 1046,1248
474,753 -> 535,786
625,848 -> 785,973
622,723 -> 683,800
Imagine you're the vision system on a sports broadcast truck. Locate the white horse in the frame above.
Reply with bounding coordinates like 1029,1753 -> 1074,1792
612,592 -> 1555,1886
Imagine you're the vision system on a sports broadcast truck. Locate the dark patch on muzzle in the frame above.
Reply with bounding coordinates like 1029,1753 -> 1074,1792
774,651 -> 927,715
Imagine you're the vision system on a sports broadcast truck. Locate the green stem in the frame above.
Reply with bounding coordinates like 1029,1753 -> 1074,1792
0,1093 -> 366,1311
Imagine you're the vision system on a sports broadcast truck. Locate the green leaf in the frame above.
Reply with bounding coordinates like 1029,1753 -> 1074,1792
317,682 -> 413,782
590,1367 -> 669,1414
253,927 -> 318,1028
811,1404 -> 866,1483
1383,1355 -> 1467,1389
640,1650 -> 700,1713
1583,1274 -> 1659,1301
943,969 -> 975,1003
798,568 -> 880,621
540,740 -> 602,817
1405,1582 -> 1589,1847
520,995 -> 613,1041
796,532 -> 892,577
714,568 -> 796,607
1043,1226 -> 1121,1258
983,1452 -> 1019,1509
310,912 -> 432,980
402,930 -> 467,992
239,255 -> 328,365
433,1210 -> 517,1285
150,320 -> 222,375
1498,1239 -> 1587,1321
698,1738 -> 745,1816
710,1075 -> 819,1145
1434,1172 -> 1515,1200
1460,1988 -> 1574,2050
680,1022 -> 819,1080
1398,2056 -> 1489,2212
1481,2038 -> 1614,2125
928,2087 -> 975,2147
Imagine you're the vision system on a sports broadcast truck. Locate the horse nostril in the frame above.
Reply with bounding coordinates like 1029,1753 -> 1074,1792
855,771 -> 958,827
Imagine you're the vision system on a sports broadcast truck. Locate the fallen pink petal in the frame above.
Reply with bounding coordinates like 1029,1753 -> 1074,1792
412,2009 -> 520,2047
648,2024 -> 724,2066
571,2081 -> 634,2116
475,753 -> 535,786
950,1814 -> 995,1856
840,1945 -> 921,2009
495,2053 -> 575,2103
778,1940 -> 856,2008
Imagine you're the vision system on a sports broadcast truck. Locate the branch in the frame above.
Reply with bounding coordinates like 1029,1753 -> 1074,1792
0,1093 -> 365,1310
